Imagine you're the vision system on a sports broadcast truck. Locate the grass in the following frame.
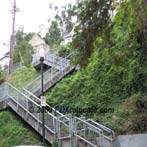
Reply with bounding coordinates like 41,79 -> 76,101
0,109 -> 47,147
3,66 -> 51,146
7,66 -> 39,89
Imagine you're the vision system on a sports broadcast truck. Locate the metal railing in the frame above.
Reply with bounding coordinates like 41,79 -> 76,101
0,84 -> 115,147
87,119 -> 115,139
7,83 -> 71,138
0,52 -> 115,147
25,57 -> 74,95
73,117 -> 115,147
74,117 -> 103,147
24,68 -> 57,94
22,88 -> 70,119
20,87 -> 72,142
32,52 -> 70,70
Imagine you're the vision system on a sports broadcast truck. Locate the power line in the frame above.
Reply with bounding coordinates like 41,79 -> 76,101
9,0 -> 20,74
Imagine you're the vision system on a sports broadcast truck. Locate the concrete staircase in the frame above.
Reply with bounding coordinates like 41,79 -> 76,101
0,52 -> 115,147
32,52 -> 71,70
25,52 -> 74,96
24,66 -> 74,96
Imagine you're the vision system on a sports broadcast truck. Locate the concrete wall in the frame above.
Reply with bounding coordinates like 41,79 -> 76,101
0,99 -> 8,110
115,134 -> 147,147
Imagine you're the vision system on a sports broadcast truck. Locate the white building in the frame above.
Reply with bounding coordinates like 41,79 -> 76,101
29,34 -> 50,53
0,52 -> 9,70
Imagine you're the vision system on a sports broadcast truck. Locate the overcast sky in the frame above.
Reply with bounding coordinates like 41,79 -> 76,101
0,0 -> 76,58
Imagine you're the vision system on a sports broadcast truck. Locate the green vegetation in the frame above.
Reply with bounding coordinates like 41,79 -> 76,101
44,20 -> 63,48
44,3 -> 74,54
0,109 -> 43,147
45,0 -> 147,135
13,28 -> 34,66
72,0 -> 113,66
8,66 -> 39,89
0,70 -> 5,84
4,0 -> 147,139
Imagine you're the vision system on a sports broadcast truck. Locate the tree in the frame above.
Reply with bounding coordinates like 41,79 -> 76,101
45,0 -> 114,65
13,30 -> 34,66
44,3 -> 75,48
72,0 -> 114,66
44,20 -> 63,47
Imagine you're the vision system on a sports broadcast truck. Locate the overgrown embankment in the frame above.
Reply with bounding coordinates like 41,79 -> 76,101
0,109 -> 43,147
46,0 -> 147,135
8,66 -> 39,89
6,0 -> 147,136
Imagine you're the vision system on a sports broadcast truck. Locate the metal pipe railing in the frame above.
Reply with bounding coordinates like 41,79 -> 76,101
0,51 -> 115,147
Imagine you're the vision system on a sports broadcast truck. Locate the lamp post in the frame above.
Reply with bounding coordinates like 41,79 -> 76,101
39,45 -> 45,146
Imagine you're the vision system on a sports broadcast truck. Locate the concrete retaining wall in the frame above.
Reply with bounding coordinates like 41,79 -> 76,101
115,134 -> 147,147
0,99 -> 8,110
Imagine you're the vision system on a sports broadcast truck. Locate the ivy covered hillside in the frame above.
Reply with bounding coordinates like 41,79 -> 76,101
1,1 -> 147,146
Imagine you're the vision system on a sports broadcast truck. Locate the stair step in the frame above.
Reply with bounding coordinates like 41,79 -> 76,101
1,52 -> 114,147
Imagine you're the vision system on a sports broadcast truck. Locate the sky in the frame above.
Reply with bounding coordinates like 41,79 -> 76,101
0,0 -> 76,58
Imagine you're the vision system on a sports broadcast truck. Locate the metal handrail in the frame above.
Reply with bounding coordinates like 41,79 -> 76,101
0,83 -> 115,147
22,88 -> 69,119
8,83 -> 39,106
25,68 -> 53,89
8,95 -> 56,134
7,84 -> 58,134
88,119 -> 115,138
0,51 -> 115,147
74,117 -> 103,133
74,117 -> 107,147
25,66 -> 72,96
32,52 -> 70,66
26,52 -> 73,94
75,134 -> 97,147
25,68 -> 58,92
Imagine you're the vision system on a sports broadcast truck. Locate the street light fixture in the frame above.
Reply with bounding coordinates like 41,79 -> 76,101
39,45 -> 46,146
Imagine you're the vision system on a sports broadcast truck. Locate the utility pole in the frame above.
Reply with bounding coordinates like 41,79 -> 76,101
9,0 -> 19,74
